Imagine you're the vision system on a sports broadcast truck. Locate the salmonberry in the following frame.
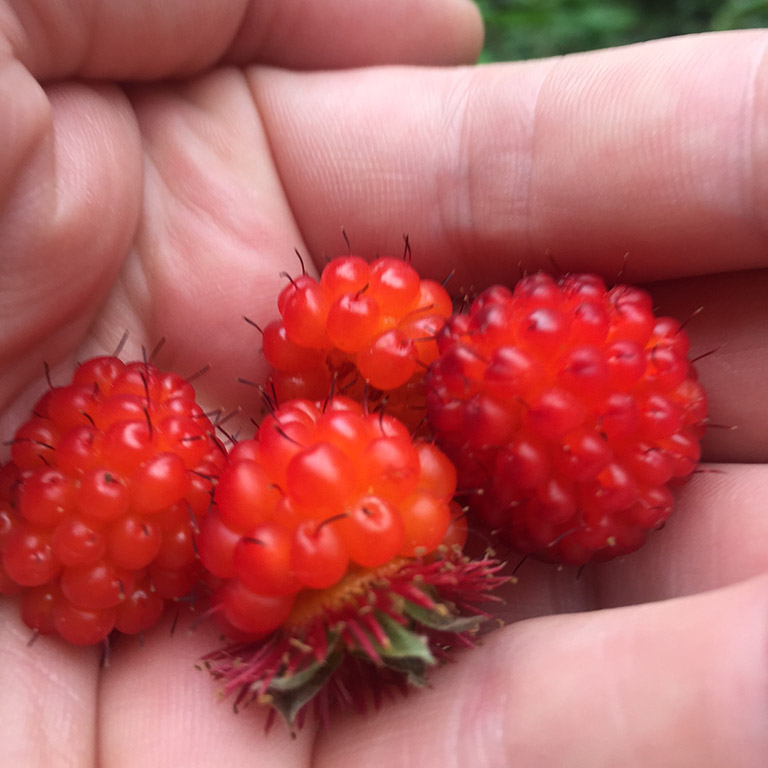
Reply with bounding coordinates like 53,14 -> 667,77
199,395 -> 505,727
0,356 -> 225,645
425,272 -> 708,565
260,255 -> 453,428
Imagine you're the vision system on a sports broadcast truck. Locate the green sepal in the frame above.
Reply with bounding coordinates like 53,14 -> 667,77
376,654 -> 431,687
267,641 -> 344,726
268,633 -> 341,693
373,611 -> 436,666
402,600 -> 484,635
363,611 -> 436,685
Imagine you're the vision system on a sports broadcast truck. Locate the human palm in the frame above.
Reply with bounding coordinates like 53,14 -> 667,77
1,2 -> 766,766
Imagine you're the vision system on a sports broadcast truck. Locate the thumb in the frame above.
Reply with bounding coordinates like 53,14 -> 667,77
315,575 -> 768,768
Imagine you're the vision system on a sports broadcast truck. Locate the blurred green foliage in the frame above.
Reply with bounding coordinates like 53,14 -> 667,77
476,0 -> 768,61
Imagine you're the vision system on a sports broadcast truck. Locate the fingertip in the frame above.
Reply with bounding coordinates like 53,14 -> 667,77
448,0 -> 486,65
228,0 -> 487,69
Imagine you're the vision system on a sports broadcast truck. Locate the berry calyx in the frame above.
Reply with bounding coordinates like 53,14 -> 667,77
425,272 -> 708,565
0,356 -> 225,644
202,549 -> 506,729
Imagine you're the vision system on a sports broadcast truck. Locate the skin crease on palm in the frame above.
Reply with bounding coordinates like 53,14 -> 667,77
0,0 -> 766,765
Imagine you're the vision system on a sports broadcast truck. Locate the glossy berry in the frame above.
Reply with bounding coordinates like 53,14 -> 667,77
200,395 -> 461,639
199,395 -> 506,728
0,356 -> 225,644
425,272 -> 708,565
260,255 -> 453,427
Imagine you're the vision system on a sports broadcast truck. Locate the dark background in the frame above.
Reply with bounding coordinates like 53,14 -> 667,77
477,0 -> 768,61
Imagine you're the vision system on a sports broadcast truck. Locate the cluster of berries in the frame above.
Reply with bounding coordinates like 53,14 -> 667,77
0,358 -> 224,645
0,253 -> 707,726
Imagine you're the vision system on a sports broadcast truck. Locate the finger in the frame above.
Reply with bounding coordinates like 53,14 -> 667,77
0,602 -> 100,767
111,70 -> 311,417
0,77 -> 141,432
647,270 -> 768,463
250,30 -> 768,284
314,575 -> 768,768
98,612 -> 312,767
0,66 -> 303,437
224,0 -> 483,71
4,0 -> 482,80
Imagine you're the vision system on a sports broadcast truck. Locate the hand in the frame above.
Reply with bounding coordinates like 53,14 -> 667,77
1,1 -> 766,764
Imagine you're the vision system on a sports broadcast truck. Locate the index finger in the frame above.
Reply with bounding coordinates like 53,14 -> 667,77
2,0 -> 483,80
250,30 -> 768,284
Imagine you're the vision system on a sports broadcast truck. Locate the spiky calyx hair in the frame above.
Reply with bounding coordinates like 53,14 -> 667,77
201,548 -> 507,729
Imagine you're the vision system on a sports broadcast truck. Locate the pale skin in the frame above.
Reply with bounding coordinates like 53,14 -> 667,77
0,1 -> 766,765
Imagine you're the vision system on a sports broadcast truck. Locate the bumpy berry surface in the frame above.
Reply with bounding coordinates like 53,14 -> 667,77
200,395 -> 463,637
261,256 -> 452,428
198,395 -> 504,726
425,272 -> 708,565
0,356 -> 225,645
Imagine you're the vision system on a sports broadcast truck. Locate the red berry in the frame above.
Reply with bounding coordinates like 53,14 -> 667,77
281,276 -> 331,349
197,514 -> 240,579
261,321 -> 324,372
425,273 -> 708,565
199,392 -> 509,729
290,518 -> 350,590
21,585 -> 59,636
106,515 -> 163,570
52,518 -> 106,567
285,442 -> 360,512
76,468 -> 131,522
213,579 -> 294,636
261,255 -> 453,427
336,496 -> 405,568
54,600 -> 117,646
0,356 -> 224,644
368,257 -> 421,314
233,521 -> 299,595
10,418 -> 59,469
320,255 -> 369,298
2,525 -> 60,586
114,581 -> 165,635
356,329 -> 419,390
17,468 -> 76,528
60,559 -> 127,611
398,493 -> 451,556
202,395 -> 460,640
326,292 -> 381,353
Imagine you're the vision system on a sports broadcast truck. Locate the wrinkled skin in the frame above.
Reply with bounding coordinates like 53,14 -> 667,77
1,2 -> 767,766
